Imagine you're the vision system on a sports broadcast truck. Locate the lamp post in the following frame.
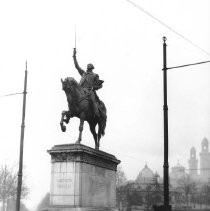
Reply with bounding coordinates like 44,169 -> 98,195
162,36 -> 171,211
158,37 -> 210,211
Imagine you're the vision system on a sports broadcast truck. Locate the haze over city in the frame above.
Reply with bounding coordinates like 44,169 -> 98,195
0,0 -> 209,210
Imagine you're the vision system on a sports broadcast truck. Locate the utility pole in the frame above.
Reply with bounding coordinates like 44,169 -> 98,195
155,37 -> 210,211
16,62 -> 28,211
162,37 -> 170,210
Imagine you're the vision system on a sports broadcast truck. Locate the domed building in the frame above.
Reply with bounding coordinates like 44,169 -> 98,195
136,164 -> 154,185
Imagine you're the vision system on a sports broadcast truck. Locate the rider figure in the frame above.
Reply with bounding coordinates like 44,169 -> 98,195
73,48 -> 103,118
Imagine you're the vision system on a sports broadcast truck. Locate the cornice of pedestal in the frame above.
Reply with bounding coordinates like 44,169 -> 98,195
47,144 -> 121,171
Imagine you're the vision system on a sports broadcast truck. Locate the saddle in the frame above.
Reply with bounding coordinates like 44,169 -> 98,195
79,80 -> 104,116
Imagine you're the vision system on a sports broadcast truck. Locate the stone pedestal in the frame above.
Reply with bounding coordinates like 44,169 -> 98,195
47,144 -> 120,211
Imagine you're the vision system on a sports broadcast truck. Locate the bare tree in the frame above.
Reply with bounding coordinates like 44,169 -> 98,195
116,165 -> 127,188
200,184 -> 210,208
177,174 -> 197,206
0,165 -> 28,211
116,165 -> 128,210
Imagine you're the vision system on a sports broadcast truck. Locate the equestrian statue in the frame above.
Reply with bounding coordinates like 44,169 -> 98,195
60,48 -> 107,150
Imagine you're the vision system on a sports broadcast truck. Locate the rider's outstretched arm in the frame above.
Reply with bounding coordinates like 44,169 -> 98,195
73,48 -> 85,76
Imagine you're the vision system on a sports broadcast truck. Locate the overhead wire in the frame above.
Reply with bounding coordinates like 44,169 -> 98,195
167,60 -> 210,70
0,92 -> 23,98
126,0 -> 210,57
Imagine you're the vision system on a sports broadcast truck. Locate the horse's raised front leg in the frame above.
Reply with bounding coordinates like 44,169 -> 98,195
76,119 -> 84,144
60,110 -> 71,132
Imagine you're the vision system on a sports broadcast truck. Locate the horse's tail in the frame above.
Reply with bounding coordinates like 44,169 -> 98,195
100,114 -> 107,136
98,102 -> 107,137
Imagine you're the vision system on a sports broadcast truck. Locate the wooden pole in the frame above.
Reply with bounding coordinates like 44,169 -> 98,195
16,62 -> 28,211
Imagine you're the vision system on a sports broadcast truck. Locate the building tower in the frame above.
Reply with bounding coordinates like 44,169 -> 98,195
200,138 -> 210,181
188,147 -> 198,177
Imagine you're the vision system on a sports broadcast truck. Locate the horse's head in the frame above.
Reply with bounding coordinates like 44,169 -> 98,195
61,77 -> 79,92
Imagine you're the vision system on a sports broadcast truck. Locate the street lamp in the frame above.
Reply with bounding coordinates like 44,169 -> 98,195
156,37 -> 210,211
162,36 -> 170,210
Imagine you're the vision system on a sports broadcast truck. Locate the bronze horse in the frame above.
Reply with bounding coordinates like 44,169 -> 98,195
60,77 -> 107,149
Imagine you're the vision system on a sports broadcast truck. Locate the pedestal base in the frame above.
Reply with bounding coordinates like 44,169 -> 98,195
47,144 -> 120,211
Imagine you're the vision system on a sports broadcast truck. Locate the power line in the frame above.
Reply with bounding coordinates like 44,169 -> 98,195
0,92 -> 23,98
126,0 -> 210,57
167,60 -> 210,70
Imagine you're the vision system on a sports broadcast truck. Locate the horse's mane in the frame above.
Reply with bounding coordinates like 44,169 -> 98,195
67,77 -> 78,84
66,77 -> 82,90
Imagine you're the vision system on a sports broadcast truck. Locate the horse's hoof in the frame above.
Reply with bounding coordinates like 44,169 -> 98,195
75,140 -> 81,144
95,146 -> 99,150
61,125 -> 66,132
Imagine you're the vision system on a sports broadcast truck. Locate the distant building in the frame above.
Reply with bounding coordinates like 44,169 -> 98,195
199,137 -> 210,182
170,161 -> 187,187
136,164 -> 154,185
188,146 -> 198,178
189,137 -> 210,183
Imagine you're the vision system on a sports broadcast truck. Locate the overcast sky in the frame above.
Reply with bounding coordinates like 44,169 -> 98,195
0,0 -> 210,210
